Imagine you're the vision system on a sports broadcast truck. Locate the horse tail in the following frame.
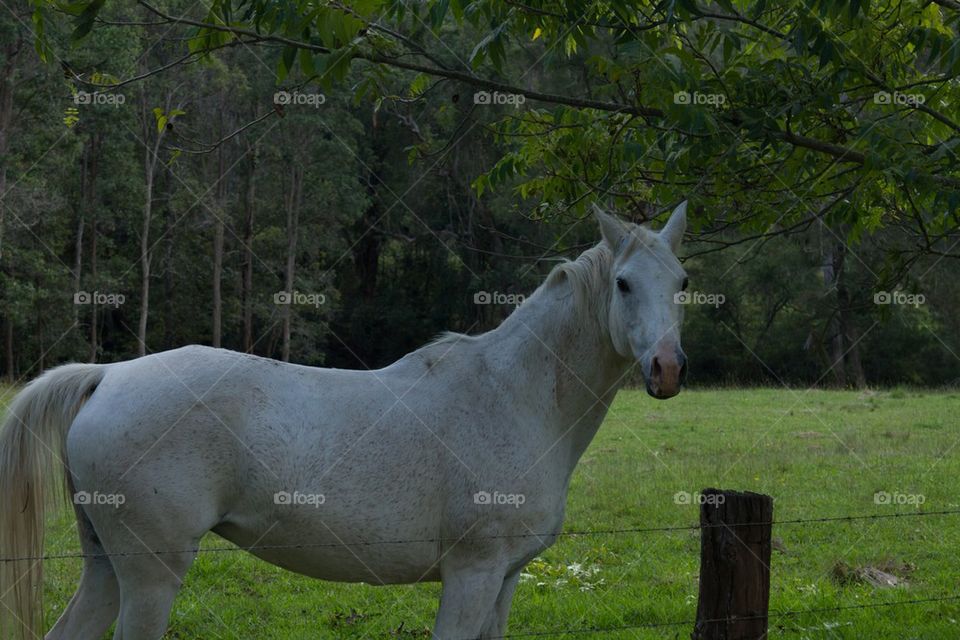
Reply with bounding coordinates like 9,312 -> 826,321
0,363 -> 106,639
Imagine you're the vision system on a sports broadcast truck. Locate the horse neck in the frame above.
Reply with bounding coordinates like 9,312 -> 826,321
490,268 -> 631,452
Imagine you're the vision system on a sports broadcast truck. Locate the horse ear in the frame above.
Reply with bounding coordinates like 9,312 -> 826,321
593,204 -> 628,251
659,201 -> 687,253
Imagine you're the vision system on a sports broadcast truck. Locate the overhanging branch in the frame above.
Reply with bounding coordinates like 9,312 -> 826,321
132,0 -> 959,188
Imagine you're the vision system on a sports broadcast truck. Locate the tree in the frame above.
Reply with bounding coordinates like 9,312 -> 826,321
0,0 -> 954,387
45,1 -> 957,248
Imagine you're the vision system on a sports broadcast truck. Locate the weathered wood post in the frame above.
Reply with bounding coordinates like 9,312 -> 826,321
691,488 -> 773,640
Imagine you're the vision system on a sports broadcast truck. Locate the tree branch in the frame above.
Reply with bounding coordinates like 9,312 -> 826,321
134,0 -> 960,188
931,0 -> 960,11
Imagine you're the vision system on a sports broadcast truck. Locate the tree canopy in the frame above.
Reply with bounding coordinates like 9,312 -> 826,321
40,0 -> 960,251
0,0 -> 956,387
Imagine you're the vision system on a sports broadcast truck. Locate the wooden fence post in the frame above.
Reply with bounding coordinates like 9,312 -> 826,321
692,488 -> 774,640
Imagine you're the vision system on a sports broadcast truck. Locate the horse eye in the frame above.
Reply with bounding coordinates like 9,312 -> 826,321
616,277 -> 630,293
681,277 -> 689,291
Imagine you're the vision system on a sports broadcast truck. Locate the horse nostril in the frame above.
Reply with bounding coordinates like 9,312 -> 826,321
651,356 -> 662,379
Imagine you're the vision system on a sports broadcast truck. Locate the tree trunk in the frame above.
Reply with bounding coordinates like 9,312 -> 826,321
281,165 -> 302,362
211,95 -> 226,348
138,167 -> 154,357
72,199 -> 84,325
36,306 -> 44,373
0,32 -> 22,378
822,242 -> 846,387
162,175 -> 176,349
73,136 -> 99,328
89,210 -> 98,361
212,218 -> 224,348
353,127 -> 388,302
241,143 -> 257,352
137,95 -> 167,357
843,319 -> 867,388
822,238 -> 866,389
86,134 -> 101,362
4,318 -> 13,382
0,31 -> 22,262
354,202 -> 383,300
212,216 -> 224,348
836,250 -> 866,388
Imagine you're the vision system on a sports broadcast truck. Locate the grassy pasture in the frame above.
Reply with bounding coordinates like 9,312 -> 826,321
24,387 -> 960,638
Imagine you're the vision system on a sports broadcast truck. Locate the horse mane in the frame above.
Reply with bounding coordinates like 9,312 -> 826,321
426,331 -> 476,348
420,223 -> 653,351
541,223 -> 653,327
543,243 -> 614,327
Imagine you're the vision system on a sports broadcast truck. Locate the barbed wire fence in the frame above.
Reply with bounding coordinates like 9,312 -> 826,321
479,595 -> 960,639
5,508 -> 959,562
3,507 -> 960,637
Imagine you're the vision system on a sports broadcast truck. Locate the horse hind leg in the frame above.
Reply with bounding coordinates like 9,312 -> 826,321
109,548 -> 196,640
43,507 -> 193,640
45,555 -> 119,640
45,506 -> 120,640
100,517 -> 204,639
67,492 -> 205,639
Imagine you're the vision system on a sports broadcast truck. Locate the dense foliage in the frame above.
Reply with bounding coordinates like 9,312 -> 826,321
0,0 -> 957,385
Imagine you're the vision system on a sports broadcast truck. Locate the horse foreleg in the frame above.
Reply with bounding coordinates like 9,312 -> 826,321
478,568 -> 521,639
433,559 -> 507,640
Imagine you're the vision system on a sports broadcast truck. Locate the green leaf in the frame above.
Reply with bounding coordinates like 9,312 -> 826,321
299,48 -> 316,78
333,14 -> 363,45
278,45 -> 297,82
71,0 -> 105,41
318,13 -> 336,48
450,0 -> 464,22
469,23 -> 507,69
54,1 -> 88,17
409,73 -> 430,97
429,0 -> 450,29
31,5 -> 52,63
818,38 -> 834,69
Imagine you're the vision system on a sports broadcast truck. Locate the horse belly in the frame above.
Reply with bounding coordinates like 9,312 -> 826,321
216,426 -> 448,585
213,518 -> 443,584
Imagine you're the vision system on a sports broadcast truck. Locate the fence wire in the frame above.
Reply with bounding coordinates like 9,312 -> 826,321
4,508 -> 959,638
2,507 -> 959,563
476,595 -> 960,638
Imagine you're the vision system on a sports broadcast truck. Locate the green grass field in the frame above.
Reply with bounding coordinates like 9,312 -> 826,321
27,388 -> 960,638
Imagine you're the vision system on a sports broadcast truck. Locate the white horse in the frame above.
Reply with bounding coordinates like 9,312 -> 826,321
0,203 -> 687,640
